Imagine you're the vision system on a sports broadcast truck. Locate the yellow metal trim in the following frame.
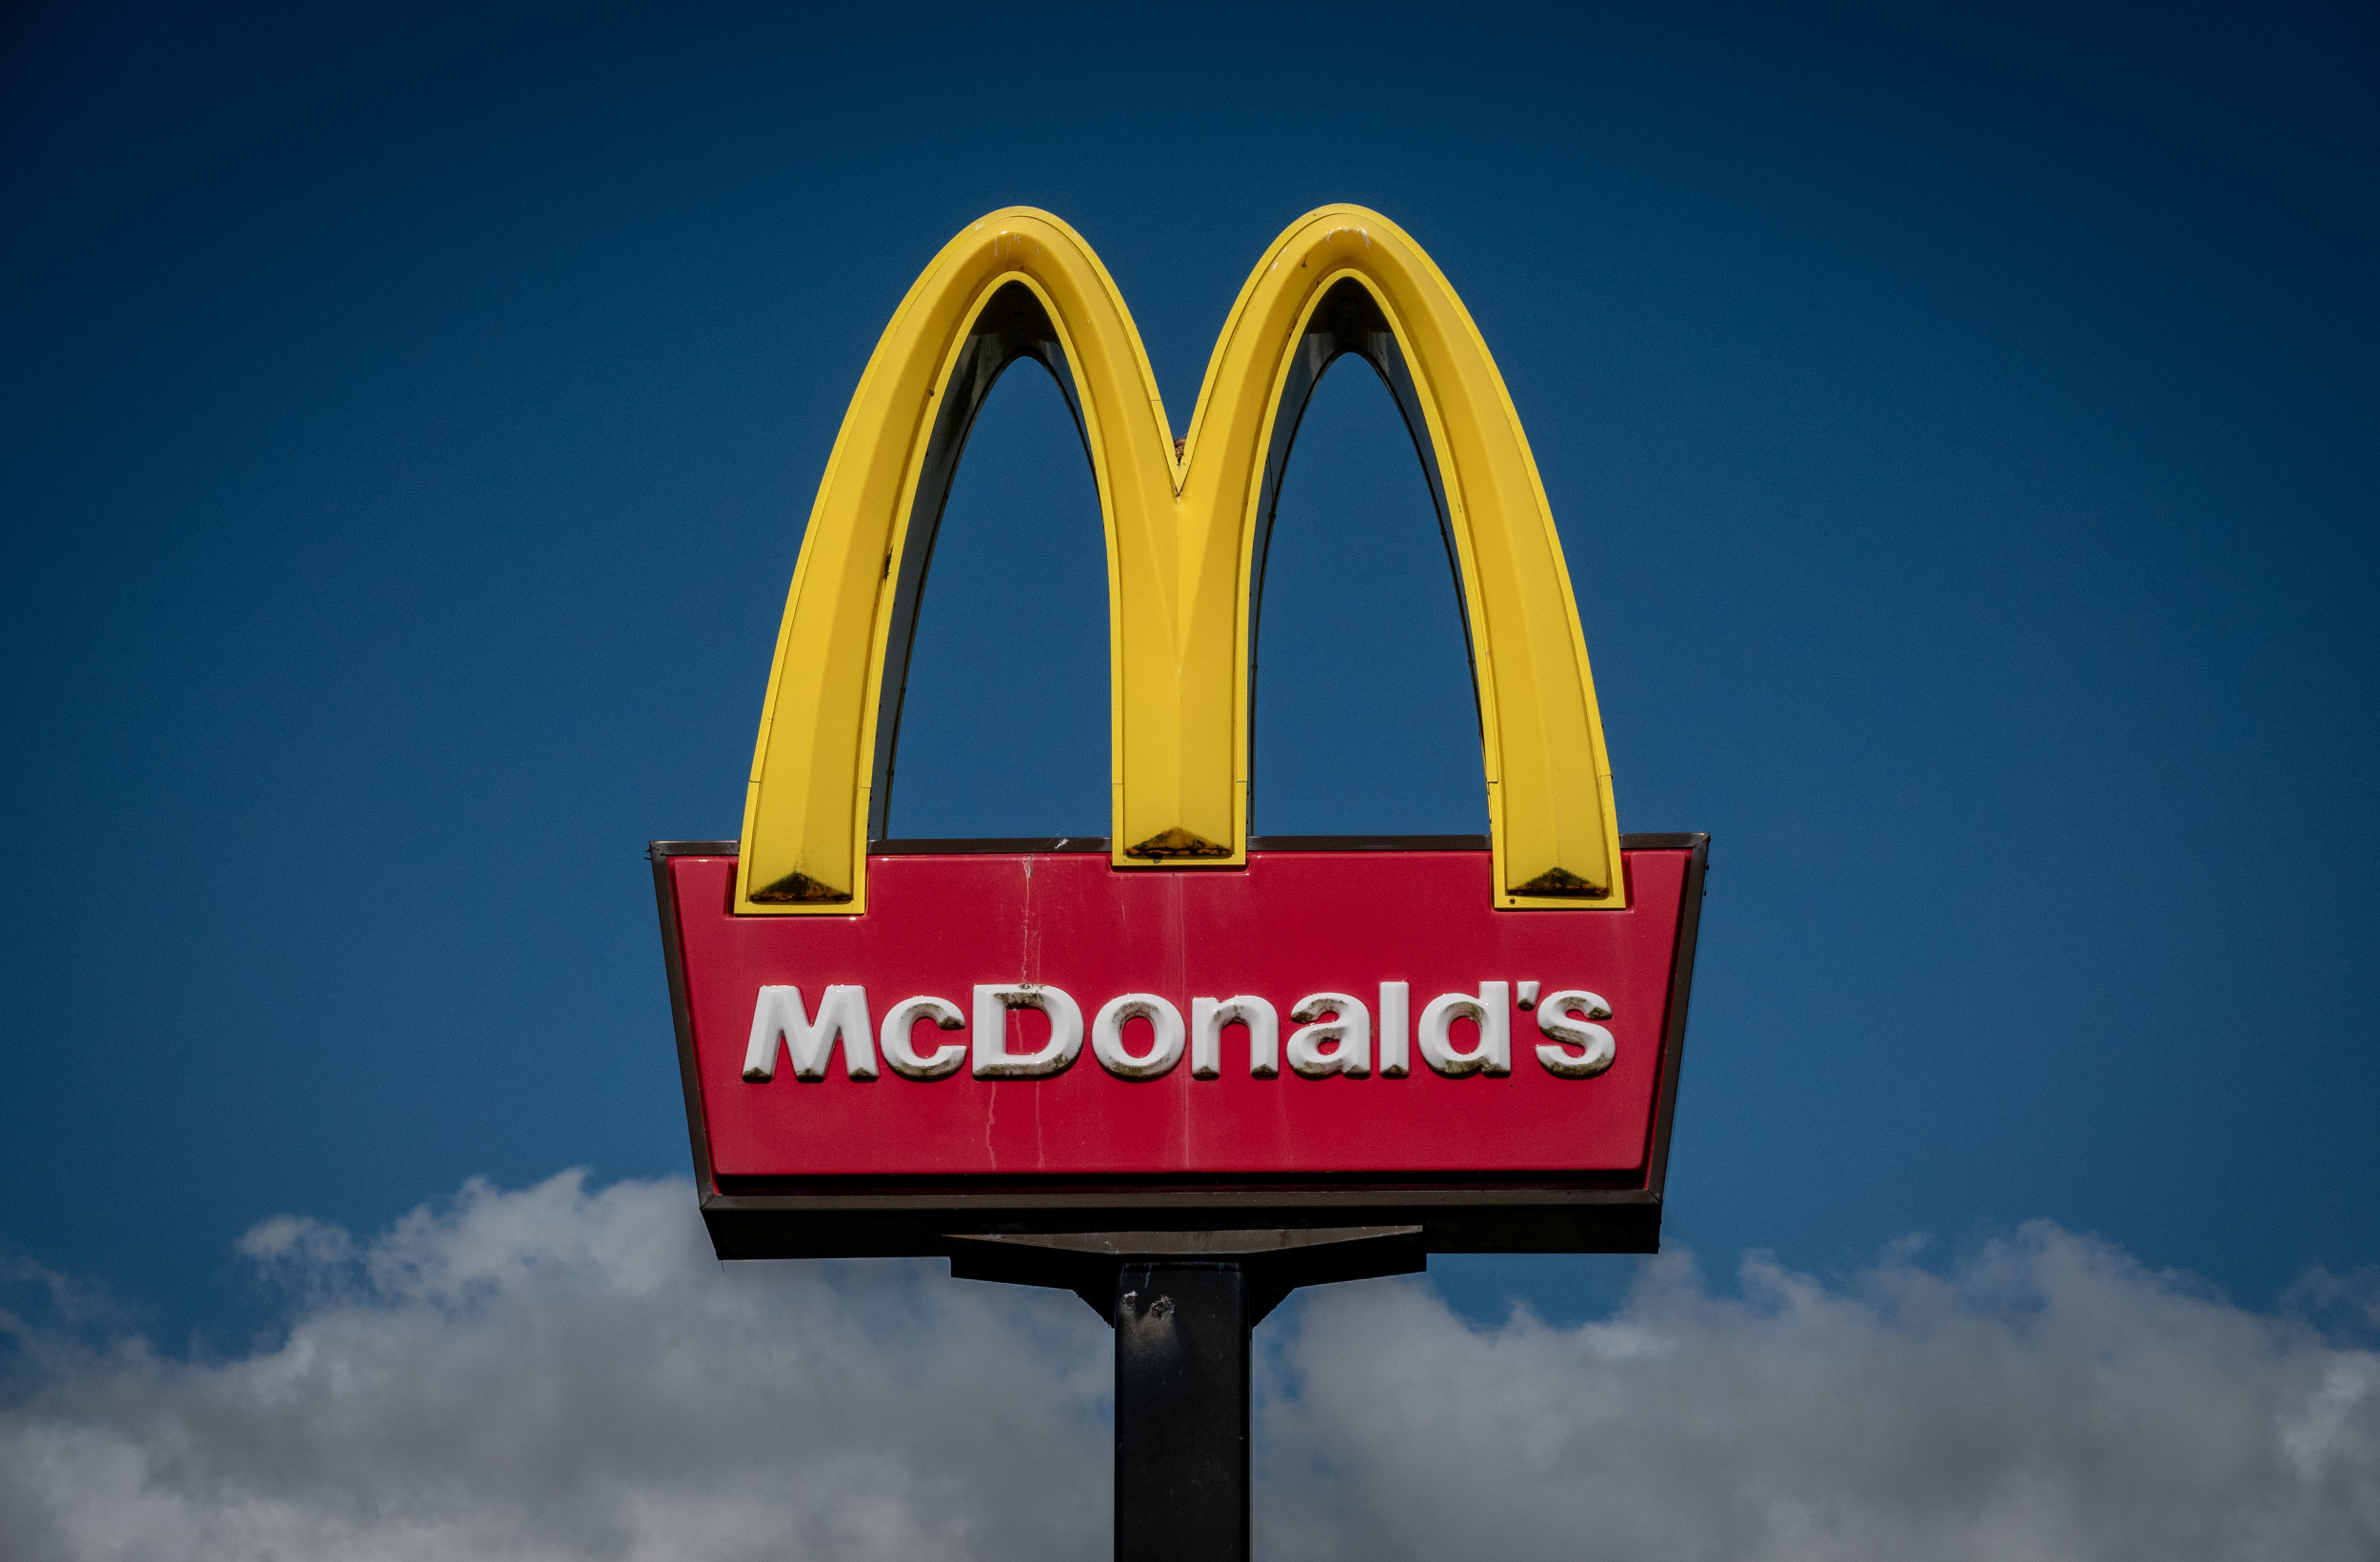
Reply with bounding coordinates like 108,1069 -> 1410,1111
736,206 -> 1623,914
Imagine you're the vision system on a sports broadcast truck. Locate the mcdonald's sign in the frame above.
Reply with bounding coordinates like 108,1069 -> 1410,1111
651,207 -> 1708,1264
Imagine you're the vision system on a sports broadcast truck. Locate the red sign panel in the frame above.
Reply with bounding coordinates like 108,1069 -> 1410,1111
653,836 -> 1707,1259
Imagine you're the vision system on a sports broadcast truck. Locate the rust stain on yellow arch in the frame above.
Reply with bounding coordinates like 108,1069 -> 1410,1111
737,207 -> 1625,914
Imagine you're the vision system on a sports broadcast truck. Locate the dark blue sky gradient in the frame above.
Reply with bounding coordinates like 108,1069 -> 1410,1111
3,0 -> 2373,1345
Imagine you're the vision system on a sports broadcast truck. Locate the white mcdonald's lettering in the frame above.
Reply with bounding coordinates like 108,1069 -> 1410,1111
1533,990 -> 1616,1078
1190,996 -> 1278,1079
970,984 -> 1085,1078
1092,994 -> 1186,1079
879,995 -> 966,1079
1286,994 -> 1370,1079
743,982 -> 1616,1082
743,984 -> 877,1081
1378,981 -> 1410,1078
1418,982 -> 1511,1078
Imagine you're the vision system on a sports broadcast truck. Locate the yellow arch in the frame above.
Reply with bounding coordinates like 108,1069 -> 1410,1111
737,206 -> 1625,914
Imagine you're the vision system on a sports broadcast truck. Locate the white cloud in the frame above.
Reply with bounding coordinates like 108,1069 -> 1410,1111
0,1173 -> 1113,1562
2,1173 -> 2373,1561
1262,1228 -> 2380,1562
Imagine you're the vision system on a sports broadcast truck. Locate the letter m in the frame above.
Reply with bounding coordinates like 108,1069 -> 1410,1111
743,985 -> 877,1081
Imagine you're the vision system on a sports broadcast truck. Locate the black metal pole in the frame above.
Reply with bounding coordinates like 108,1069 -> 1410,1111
945,1228 -> 1419,1562
1113,1261 -> 1252,1562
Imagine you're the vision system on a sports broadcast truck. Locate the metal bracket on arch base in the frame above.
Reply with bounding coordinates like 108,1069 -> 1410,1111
947,1226 -> 1427,1562
944,1224 -> 1426,1322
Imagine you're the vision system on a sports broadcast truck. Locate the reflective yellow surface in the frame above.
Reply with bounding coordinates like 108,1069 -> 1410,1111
738,207 -> 1624,913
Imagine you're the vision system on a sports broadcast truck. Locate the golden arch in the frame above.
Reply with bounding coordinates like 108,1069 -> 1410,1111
738,206 -> 1625,914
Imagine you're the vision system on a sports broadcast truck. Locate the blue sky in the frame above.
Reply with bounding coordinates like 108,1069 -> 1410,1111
3,0 -> 2374,1369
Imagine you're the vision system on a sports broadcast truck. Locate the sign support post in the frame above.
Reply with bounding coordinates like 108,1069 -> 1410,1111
947,1227 -> 1427,1562
1113,1261 -> 1251,1562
